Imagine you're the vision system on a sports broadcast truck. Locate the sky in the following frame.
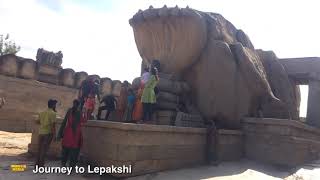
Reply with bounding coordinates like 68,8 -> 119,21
1,0 -> 319,117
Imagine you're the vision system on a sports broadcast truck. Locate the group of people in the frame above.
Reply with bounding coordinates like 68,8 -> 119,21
35,60 -> 160,167
35,98 -> 86,167
82,62 -> 160,124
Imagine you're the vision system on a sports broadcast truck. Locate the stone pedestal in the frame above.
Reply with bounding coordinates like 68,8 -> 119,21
37,64 -> 62,85
306,80 -> 320,128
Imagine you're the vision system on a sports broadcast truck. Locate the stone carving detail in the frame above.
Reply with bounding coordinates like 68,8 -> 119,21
130,6 -> 300,128
36,48 -> 63,67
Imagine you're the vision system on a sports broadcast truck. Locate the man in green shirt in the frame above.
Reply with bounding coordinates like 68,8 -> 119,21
35,99 -> 57,167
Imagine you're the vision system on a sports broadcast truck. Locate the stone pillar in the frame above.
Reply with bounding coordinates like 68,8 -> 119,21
0,54 -> 18,77
306,79 -> 320,128
19,59 -> 37,79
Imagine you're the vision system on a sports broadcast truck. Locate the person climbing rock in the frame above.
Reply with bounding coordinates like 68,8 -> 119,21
97,94 -> 117,120
78,78 -> 100,111
35,99 -> 58,167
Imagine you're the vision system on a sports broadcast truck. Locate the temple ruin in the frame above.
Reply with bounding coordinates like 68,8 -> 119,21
1,5 -> 320,177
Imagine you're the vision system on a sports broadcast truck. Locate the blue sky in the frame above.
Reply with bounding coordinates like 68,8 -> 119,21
1,0 -> 319,117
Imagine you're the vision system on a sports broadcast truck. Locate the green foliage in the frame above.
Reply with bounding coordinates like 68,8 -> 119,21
0,34 -> 21,56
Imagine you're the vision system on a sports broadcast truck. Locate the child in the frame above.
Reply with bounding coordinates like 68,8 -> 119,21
84,93 -> 95,120
124,89 -> 136,122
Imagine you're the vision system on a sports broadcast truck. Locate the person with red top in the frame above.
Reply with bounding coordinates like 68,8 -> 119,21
84,93 -> 95,119
57,99 -> 86,167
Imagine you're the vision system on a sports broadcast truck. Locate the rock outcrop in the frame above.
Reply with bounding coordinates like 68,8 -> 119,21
130,6 -> 300,128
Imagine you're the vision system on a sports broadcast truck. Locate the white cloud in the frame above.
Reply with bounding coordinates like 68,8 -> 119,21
1,0 -> 318,117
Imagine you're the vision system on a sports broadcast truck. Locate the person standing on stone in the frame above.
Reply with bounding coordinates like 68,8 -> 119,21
132,85 -> 144,122
57,99 -> 86,167
123,89 -> 136,122
97,94 -> 117,120
141,67 -> 159,123
35,99 -> 57,167
84,93 -> 95,120
78,78 -> 100,111
117,81 -> 129,121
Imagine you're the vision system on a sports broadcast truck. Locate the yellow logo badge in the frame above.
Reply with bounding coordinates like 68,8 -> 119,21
11,165 -> 27,172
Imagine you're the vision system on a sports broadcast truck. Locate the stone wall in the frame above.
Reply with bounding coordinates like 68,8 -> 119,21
29,120 -> 207,177
0,75 -> 77,132
242,118 -> 320,167
0,54 -> 126,132
28,120 -> 245,177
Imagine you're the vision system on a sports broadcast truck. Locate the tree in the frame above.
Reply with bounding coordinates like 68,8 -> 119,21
0,34 -> 21,56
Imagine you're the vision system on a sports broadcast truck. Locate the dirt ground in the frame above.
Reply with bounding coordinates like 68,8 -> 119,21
0,131 -> 319,180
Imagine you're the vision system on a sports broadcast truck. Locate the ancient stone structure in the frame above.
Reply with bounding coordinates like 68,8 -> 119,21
36,48 -> 63,67
243,118 -> 320,166
279,57 -> 320,128
1,5 -> 320,177
28,119 -> 244,177
130,6 -> 300,128
0,54 -> 126,132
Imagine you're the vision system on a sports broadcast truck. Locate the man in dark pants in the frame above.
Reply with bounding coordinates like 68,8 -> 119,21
97,94 -> 117,120
35,99 -> 57,167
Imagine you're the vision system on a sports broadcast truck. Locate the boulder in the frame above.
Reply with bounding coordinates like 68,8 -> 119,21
131,8 -> 255,75
130,7 -> 288,128
236,29 -> 254,49
257,50 -> 300,119
185,40 -> 251,128
131,7 -> 207,74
